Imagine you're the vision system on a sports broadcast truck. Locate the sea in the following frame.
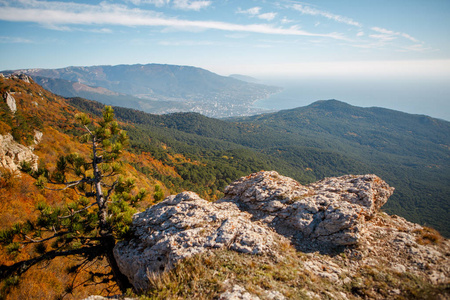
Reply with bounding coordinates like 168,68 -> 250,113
255,77 -> 450,121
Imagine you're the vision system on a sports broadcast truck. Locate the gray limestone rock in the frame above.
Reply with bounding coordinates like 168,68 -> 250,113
219,285 -> 260,300
3,92 -> 17,113
0,133 -> 39,172
113,171 -> 448,296
222,171 -> 394,246
114,191 -> 285,291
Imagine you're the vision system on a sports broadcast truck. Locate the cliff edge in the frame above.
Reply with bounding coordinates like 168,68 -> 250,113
114,171 -> 449,299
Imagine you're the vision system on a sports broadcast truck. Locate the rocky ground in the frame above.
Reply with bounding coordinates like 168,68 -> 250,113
112,171 -> 449,299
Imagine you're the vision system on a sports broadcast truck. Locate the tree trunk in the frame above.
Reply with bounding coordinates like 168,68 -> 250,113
100,233 -> 132,292
92,136 -> 132,292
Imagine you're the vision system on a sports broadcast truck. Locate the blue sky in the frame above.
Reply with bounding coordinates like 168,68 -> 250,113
0,0 -> 450,79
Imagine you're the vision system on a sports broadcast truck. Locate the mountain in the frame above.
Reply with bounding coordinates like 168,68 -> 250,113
3,64 -> 280,118
229,100 -> 450,234
88,98 -> 449,237
1,73 -> 449,299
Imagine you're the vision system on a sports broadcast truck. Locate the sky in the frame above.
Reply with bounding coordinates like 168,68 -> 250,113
0,0 -> 449,77
0,0 -> 449,119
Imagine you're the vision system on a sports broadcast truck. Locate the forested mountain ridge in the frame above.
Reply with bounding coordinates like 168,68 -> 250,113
3,64 -> 280,118
76,98 -> 449,237
230,100 -> 450,234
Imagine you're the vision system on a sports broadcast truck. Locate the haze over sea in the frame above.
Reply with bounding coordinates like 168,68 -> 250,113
256,77 -> 450,122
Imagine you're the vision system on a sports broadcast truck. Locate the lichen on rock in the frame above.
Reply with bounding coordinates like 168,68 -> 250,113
114,171 -> 448,296
114,191 -> 287,291
221,171 -> 394,247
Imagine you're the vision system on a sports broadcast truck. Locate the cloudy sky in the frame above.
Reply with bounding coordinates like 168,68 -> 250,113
0,0 -> 449,79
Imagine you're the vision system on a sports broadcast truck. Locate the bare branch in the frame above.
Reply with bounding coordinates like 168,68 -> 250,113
45,177 -> 94,191
83,124 -> 94,136
24,232 -> 65,243
58,202 -> 97,219
105,180 -> 119,202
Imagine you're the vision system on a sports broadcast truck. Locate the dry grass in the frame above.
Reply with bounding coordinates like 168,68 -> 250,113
413,227 -> 444,245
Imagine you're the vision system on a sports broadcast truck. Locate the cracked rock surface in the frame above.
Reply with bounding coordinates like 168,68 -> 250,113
114,171 -> 448,295
114,191 -> 285,291
221,171 -> 394,247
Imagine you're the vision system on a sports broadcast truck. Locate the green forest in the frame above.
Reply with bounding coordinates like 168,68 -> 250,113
69,97 -> 450,237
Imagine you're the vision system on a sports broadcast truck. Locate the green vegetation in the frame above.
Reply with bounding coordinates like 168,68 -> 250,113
0,107 -> 144,293
69,97 -> 449,237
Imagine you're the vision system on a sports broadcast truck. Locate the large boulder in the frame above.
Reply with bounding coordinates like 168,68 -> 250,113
114,191 -> 286,291
0,133 -> 39,172
221,171 -> 394,246
3,92 -> 17,113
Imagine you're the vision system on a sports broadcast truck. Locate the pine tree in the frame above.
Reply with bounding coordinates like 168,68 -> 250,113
0,106 -> 146,294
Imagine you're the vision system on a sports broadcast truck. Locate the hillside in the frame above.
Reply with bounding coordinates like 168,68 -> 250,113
3,64 -> 280,118
1,75 -> 449,299
83,97 -> 449,237
231,100 -> 450,236
0,74 -> 241,298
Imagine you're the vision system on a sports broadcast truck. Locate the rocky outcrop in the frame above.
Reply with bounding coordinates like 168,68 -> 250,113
3,92 -> 17,113
114,191 -> 287,291
114,171 -> 448,296
221,171 -> 394,247
0,133 -> 39,172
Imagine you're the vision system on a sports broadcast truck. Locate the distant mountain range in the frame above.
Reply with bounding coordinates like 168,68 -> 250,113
2,64 -> 280,118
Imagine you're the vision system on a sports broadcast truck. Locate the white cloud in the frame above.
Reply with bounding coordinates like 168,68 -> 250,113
0,36 -> 33,43
371,27 -> 419,43
281,17 -> 293,24
371,27 -> 395,35
292,4 -> 362,27
236,7 -> 261,16
398,44 -> 433,53
126,0 -> 210,10
369,34 -> 397,42
237,7 -> 277,22
172,0 -> 211,11
356,31 -> 364,37
258,12 -> 277,21
127,0 -> 170,6
0,1 -> 345,39
158,39 -> 214,46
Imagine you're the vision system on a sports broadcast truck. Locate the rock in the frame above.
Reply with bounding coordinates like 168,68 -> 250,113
3,92 -> 17,113
82,296 -> 137,300
221,171 -> 394,246
114,171 -> 449,297
219,285 -> 260,300
265,290 -> 286,300
33,130 -> 43,145
114,191 -> 287,291
17,73 -> 31,83
0,133 -> 39,172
